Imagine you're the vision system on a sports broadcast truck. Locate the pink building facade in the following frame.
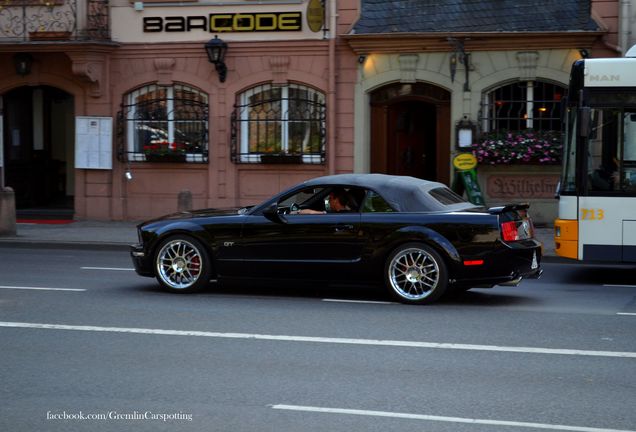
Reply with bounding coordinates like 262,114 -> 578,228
0,0 -> 359,220
0,0 -> 624,222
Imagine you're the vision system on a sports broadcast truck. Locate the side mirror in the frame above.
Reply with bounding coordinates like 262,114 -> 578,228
262,203 -> 287,224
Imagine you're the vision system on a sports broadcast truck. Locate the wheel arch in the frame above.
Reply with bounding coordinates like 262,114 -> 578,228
149,223 -> 217,276
381,226 -> 462,270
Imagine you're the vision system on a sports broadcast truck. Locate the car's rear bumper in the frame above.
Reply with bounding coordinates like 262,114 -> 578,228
453,240 -> 542,287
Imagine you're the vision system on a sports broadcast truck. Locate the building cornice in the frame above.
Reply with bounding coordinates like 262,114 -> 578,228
343,31 -> 606,54
111,40 -> 330,58
0,41 -> 119,53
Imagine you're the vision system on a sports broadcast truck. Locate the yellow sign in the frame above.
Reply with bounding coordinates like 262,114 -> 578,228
453,153 -> 477,171
307,0 -> 325,32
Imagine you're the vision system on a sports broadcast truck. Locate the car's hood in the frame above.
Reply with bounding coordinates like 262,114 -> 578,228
141,207 -> 249,225
186,208 -> 247,218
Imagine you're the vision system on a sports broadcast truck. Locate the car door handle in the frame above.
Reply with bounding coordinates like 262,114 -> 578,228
334,224 -> 355,232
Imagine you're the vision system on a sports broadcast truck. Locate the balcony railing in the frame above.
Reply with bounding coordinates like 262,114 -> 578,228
0,0 -> 109,42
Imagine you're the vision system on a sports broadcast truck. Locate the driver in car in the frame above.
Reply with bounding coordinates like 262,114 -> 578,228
295,188 -> 353,214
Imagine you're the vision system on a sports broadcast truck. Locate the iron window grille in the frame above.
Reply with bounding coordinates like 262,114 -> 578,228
0,0 -> 109,42
118,84 -> 209,164
231,83 -> 326,164
479,80 -> 565,133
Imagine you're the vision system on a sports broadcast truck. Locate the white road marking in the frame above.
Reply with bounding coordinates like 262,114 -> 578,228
80,267 -> 134,271
0,286 -> 85,292
271,404 -> 636,432
322,299 -> 396,305
617,313 -> 636,316
603,284 -> 636,288
0,321 -> 635,359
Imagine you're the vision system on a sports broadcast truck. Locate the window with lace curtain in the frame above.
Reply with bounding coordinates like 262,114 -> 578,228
231,83 -> 326,164
121,83 -> 208,163
480,80 -> 565,132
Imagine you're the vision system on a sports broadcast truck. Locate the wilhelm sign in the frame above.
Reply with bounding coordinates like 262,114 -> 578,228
143,12 -> 302,33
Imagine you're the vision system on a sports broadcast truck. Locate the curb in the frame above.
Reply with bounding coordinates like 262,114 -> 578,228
0,240 -> 131,252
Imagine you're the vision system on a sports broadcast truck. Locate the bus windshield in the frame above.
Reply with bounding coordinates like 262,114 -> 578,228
562,107 -> 636,194
586,109 -> 636,193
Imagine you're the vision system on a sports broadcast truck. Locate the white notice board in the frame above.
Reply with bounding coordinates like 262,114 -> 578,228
75,116 -> 113,169
0,115 -> 3,168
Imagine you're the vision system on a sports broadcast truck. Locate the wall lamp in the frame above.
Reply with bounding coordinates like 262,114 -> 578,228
14,53 -> 33,76
456,116 -> 477,150
205,35 -> 228,83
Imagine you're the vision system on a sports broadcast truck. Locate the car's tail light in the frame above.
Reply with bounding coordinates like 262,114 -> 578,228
501,221 -> 519,241
501,219 -> 534,242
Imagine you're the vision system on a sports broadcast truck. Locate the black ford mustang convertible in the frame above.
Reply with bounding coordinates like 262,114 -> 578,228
130,174 -> 542,304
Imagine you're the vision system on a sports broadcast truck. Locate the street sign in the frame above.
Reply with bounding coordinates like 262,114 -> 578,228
451,152 -> 485,205
452,153 -> 477,171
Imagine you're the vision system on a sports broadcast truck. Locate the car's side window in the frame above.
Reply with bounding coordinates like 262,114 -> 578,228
279,186 -> 366,214
361,191 -> 395,212
279,187 -> 326,211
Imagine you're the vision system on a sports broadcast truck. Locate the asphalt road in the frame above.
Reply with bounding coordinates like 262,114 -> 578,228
1,246 -> 635,432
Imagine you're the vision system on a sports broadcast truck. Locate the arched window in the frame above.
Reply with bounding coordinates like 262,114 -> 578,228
121,83 -> 208,163
231,83 -> 326,164
480,80 -> 565,132
474,80 -> 566,165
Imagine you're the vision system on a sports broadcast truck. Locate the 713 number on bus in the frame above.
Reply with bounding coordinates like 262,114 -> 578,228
580,208 -> 605,220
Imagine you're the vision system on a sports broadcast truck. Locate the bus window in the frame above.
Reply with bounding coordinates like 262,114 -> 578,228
560,107 -> 578,193
623,112 -> 636,188
588,109 -> 620,191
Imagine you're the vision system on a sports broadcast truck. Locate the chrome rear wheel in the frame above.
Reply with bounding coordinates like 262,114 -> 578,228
385,243 -> 448,304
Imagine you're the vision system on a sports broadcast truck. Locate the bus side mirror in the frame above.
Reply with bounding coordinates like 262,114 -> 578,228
578,107 -> 591,137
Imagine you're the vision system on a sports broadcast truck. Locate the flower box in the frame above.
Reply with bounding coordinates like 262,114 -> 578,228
260,154 -> 303,164
29,31 -> 72,41
143,142 -> 187,162
472,130 -> 562,166
145,153 -> 187,163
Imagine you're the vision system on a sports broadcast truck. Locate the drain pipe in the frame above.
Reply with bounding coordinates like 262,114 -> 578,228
619,0 -> 630,55
327,0 -> 337,175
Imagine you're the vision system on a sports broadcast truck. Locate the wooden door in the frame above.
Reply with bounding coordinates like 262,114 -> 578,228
370,104 -> 388,173
387,101 -> 437,180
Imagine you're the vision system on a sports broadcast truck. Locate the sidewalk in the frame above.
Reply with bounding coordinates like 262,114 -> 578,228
0,220 -> 557,256
0,220 -> 139,250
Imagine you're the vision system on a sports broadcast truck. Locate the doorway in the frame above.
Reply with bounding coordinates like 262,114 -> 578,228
388,101 -> 436,179
370,82 -> 451,184
1,86 -> 75,218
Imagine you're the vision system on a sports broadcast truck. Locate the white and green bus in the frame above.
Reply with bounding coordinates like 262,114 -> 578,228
555,45 -> 636,262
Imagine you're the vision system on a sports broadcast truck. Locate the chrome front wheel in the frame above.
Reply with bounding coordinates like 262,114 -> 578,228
385,243 -> 448,304
155,236 -> 211,292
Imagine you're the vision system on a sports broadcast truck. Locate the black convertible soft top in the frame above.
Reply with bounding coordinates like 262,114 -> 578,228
302,174 -> 479,213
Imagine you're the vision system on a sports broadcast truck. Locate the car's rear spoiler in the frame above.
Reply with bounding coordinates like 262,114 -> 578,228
487,203 -> 530,215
